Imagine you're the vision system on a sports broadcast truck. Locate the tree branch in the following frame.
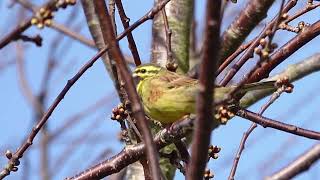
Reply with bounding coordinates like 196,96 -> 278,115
65,118 -> 194,180
236,109 -> 320,140
187,1 -> 221,179
220,0 -> 275,62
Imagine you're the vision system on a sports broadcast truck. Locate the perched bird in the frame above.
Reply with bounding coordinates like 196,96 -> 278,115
133,64 -> 275,124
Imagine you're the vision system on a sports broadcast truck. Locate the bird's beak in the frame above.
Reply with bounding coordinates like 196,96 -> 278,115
132,73 -> 137,78
132,73 -> 140,85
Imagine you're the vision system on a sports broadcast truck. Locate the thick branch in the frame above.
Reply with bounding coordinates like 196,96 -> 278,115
187,1 -> 221,179
248,20 -> 320,83
66,118 -> 193,180
92,1 -> 161,179
220,0 -> 275,62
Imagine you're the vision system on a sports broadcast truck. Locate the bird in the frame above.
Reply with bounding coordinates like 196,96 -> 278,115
132,64 -> 275,124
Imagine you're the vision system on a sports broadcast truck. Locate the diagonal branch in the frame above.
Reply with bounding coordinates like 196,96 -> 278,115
220,0 -> 276,62
115,0 -> 141,66
248,20 -> 320,83
65,117 -> 193,180
236,109 -> 320,140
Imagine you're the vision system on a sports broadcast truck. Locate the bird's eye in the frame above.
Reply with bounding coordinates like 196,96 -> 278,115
141,69 -> 146,73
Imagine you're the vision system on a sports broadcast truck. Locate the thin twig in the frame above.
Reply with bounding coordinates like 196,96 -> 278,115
0,0 -> 71,49
160,1 -> 174,68
220,0 -> 276,61
217,40 -> 252,76
13,0 -> 96,49
219,0 -> 297,86
115,0 -> 141,66
236,109 -> 320,140
248,20 -> 320,83
229,79 -> 286,180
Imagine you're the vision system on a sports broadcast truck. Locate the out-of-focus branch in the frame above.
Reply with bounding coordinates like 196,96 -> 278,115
0,59 -> 15,72
187,0 -> 221,179
50,22 -> 95,48
259,109 -> 318,172
52,114 -> 104,174
265,144 -> 320,180
236,109 -> 320,140
14,0 -> 95,49
49,95 -> 111,141
16,43 -> 44,115
220,0 -> 275,62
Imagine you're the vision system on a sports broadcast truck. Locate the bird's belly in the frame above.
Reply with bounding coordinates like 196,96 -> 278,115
144,102 -> 193,124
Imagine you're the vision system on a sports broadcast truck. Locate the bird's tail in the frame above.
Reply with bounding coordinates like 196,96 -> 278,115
239,81 -> 276,93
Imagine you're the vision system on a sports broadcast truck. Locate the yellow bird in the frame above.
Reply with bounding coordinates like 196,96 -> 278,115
133,64 -> 275,124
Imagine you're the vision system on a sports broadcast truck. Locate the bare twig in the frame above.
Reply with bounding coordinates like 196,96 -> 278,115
236,109 -> 320,140
248,20 -> 320,83
187,1 -> 221,179
115,0 -> 141,66
217,40 -> 252,76
160,1 -> 174,69
219,0 -> 297,86
228,2 -> 286,178
0,0 -> 73,49
13,0 -> 95,49
229,79 -> 287,180
220,0 -> 276,61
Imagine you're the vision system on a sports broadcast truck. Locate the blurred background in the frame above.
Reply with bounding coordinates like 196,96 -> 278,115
0,0 -> 320,179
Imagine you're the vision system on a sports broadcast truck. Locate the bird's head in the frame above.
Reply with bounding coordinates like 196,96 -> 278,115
132,64 -> 163,80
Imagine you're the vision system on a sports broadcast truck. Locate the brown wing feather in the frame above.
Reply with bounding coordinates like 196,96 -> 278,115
158,71 -> 197,88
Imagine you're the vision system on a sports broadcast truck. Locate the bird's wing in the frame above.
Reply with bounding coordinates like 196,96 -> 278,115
158,71 -> 197,89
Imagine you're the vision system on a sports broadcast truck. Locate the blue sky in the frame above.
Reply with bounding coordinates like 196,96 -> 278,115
0,0 -> 320,180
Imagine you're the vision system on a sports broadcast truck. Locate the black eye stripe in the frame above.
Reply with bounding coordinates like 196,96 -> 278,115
135,68 -> 159,74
